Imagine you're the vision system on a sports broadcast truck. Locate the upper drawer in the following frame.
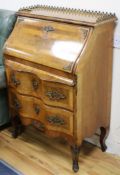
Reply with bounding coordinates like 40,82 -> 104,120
5,60 -> 74,111
4,16 -> 90,73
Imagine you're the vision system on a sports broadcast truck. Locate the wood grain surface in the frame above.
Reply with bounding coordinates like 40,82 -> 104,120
75,22 -> 115,145
6,60 -> 74,111
4,17 -> 89,73
3,8 -> 116,172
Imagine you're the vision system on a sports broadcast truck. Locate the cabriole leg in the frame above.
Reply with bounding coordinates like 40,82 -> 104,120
11,115 -> 24,138
100,127 -> 107,152
71,145 -> 81,173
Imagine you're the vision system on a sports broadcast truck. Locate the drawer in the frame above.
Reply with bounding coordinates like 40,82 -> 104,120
6,64 -> 74,111
7,69 -> 42,98
42,81 -> 73,111
9,90 -> 73,135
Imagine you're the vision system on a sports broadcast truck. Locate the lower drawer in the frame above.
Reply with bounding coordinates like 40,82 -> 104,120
9,90 -> 73,136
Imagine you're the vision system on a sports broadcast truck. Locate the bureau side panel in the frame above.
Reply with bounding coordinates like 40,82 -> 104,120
75,22 -> 115,144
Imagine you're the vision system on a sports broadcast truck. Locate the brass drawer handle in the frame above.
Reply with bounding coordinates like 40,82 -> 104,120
32,79 -> 39,90
46,91 -> 66,100
33,121 -> 45,131
34,104 -> 40,115
43,26 -> 54,32
46,115 -> 65,126
11,73 -> 20,87
13,97 -> 21,110
38,123 -> 45,130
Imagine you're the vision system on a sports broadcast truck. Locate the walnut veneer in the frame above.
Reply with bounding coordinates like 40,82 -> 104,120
4,5 -> 117,172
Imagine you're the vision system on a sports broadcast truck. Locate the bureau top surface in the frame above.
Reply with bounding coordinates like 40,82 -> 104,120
17,5 -> 117,26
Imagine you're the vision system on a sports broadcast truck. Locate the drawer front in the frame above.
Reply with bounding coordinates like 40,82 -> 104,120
6,69 -> 42,97
9,90 -> 73,135
6,66 -> 74,111
8,70 -> 42,96
42,81 -> 73,110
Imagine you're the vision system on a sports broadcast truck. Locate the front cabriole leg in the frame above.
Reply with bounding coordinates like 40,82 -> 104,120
11,115 -> 24,138
100,127 -> 107,152
71,145 -> 81,172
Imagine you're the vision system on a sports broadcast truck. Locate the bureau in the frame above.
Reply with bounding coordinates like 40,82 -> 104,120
4,5 -> 117,172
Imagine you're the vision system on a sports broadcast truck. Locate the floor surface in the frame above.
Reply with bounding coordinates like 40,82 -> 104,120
0,127 -> 120,175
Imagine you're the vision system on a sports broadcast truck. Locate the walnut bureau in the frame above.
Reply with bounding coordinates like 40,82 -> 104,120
4,5 -> 117,172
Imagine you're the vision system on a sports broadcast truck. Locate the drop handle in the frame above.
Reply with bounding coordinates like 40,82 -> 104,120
43,26 -> 54,32
13,97 -> 21,111
46,90 -> 66,100
32,121 -> 45,131
11,73 -> 21,87
46,115 -> 65,126
32,79 -> 39,90
34,105 -> 40,115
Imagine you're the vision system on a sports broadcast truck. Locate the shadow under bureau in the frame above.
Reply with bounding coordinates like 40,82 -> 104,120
4,5 -> 117,172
